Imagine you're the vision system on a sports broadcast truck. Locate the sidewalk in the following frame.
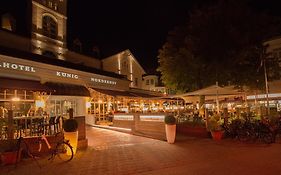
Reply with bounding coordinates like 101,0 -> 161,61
1,126 -> 281,175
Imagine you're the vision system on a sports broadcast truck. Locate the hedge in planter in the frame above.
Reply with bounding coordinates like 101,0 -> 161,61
164,115 -> 177,144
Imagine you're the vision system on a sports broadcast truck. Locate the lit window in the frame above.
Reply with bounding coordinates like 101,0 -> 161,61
146,79 -> 149,85
54,3 -> 58,10
42,15 -> 57,39
121,61 -> 128,72
1,13 -> 16,31
150,79 -> 154,85
48,1 -> 53,8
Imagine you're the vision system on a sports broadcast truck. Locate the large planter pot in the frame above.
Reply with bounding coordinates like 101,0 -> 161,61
165,124 -> 176,144
211,131 -> 223,141
64,131 -> 78,155
0,151 -> 19,165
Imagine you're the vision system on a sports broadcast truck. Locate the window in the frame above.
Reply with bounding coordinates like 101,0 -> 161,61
54,3 -> 58,10
49,100 -> 77,117
121,60 -> 128,72
150,79 -> 154,85
146,79 -> 149,85
48,1 -> 53,8
42,15 -> 57,39
1,13 -> 16,31
135,78 -> 138,87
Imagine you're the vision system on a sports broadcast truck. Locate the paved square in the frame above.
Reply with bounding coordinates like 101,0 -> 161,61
1,126 -> 281,175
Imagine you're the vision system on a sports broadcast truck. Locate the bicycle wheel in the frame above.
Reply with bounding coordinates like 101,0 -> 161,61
55,142 -> 73,162
238,130 -> 251,142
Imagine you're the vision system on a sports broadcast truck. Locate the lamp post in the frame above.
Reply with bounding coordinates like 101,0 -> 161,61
262,57 -> 270,116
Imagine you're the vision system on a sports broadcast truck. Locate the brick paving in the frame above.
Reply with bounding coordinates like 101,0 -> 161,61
1,126 -> 281,175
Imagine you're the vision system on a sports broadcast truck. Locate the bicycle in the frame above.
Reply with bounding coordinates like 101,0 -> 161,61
16,132 -> 74,168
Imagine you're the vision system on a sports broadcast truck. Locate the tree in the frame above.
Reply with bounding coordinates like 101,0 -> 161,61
158,0 -> 281,93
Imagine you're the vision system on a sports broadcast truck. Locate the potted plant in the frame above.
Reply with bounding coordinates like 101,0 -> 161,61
164,114 -> 177,143
63,108 -> 78,155
208,114 -> 224,141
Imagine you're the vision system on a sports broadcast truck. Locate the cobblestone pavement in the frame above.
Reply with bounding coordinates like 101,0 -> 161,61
1,126 -> 281,175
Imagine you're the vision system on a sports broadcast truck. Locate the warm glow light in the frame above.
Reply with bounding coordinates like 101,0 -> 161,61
64,132 -> 78,155
86,102 -> 91,108
98,99 -> 103,103
11,97 -> 20,101
35,100 -> 45,108
118,55 -> 121,74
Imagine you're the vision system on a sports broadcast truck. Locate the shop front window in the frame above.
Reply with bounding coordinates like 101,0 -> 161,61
49,100 -> 77,117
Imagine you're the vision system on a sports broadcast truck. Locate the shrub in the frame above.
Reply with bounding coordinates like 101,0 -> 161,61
208,114 -> 223,131
63,118 -> 78,132
164,115 -> 176,125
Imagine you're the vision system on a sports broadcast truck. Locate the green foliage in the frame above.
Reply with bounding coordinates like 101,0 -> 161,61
208,114 -> 224,131
63,118 -> 78,132
157,0 -> 281,93
164,115 -> 176,125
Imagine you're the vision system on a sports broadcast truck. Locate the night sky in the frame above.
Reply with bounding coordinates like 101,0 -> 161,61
67,0 -> 210,72
67,0 -> 281,73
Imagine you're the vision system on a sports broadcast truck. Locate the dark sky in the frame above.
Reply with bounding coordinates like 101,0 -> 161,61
66,0 -> 281,73
67,0 -> 212,72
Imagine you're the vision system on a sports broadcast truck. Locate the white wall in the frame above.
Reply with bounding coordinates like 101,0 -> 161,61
102,50 -> 146,89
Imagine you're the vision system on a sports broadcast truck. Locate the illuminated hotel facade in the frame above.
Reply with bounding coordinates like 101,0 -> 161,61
0,0 -> 175,132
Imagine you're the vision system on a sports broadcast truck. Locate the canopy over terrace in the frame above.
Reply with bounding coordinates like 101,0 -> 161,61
173,85 -> 244,102
171,85 -> 245,114
86,87 -> 181,124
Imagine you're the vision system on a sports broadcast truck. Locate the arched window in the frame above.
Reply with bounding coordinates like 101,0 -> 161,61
42,15 -> 57,39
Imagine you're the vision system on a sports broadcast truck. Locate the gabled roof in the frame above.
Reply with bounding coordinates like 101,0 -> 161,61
102,49 -> 146,74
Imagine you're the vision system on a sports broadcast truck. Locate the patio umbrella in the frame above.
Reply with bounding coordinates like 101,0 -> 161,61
173,84 -> 244,112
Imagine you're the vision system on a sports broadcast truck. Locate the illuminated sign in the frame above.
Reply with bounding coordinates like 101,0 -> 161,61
139,115 -> 164,122
113,115 -> 134,120
0,62 -> 36,72
56,71 -> 79,79
90,78 -> 117,85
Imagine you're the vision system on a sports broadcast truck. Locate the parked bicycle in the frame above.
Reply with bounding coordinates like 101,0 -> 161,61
16,132 -> 74,168
233,119 -> 274,144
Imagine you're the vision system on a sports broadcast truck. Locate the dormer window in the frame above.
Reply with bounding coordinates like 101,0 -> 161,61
42,15 -> 57,39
